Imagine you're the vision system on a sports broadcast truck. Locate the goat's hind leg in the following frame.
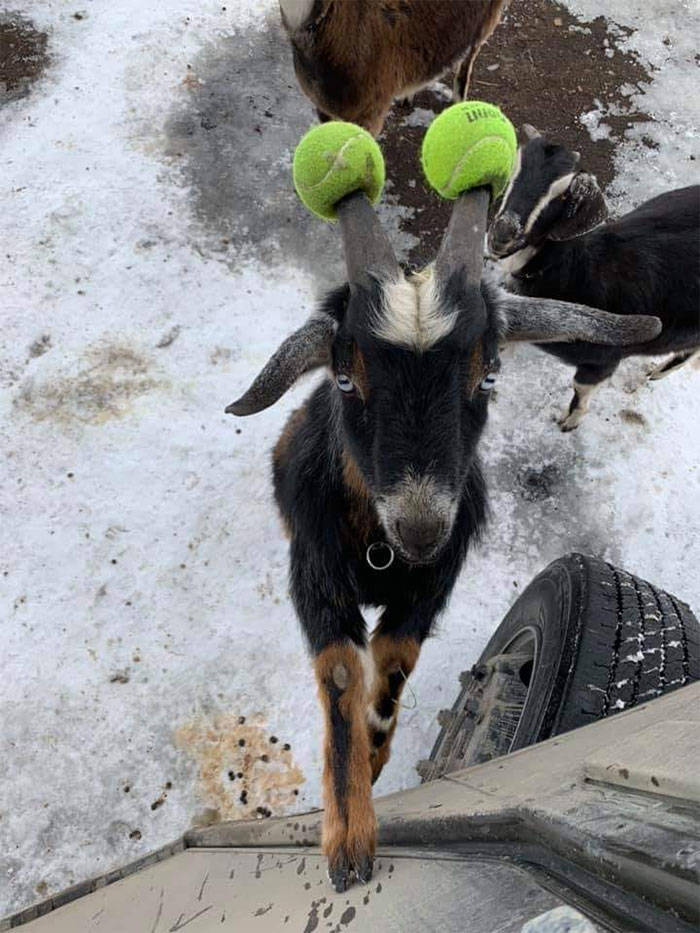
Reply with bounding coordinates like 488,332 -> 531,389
453,51 -> 475,101
648,348 -> 699,381
453,0 -> 505,100
558,361 -> 618,432
314,641 -> 375,891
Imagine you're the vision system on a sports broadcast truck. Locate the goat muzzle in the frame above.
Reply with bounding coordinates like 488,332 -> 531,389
487,210 -> 524,258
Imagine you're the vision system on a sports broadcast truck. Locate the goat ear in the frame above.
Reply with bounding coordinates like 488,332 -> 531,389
521,123 -> 542,141
225,314 -> 337,416
498,291 -> 662,346
548,172 -> 608,241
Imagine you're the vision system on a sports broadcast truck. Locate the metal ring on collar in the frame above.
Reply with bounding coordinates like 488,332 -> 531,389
366,541 -> 395,571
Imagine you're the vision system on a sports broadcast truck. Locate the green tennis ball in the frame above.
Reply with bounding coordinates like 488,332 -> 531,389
421,101 -> 517,200
292,122 -> 385,222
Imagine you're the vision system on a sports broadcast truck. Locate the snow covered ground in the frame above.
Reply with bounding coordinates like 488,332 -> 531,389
1,0 -> 698,916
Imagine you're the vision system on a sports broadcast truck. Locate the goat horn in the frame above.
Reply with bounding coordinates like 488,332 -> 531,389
499,292 -> 663,346
225,314 -> 337,416
435,186 -> 490,293
336,190 -> 400,288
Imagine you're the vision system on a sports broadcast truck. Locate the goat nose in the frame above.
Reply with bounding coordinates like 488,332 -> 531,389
395,518 -> 445,561
489,213 -> 521,254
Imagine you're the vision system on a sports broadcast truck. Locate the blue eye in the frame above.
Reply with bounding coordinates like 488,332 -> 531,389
480,373 -> 497,392
336,373 -> 355,393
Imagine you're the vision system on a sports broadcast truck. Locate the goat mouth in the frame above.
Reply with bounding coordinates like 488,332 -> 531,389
488,238 -> 526,260
390,542 -> 444,567
403,555 -> 439,567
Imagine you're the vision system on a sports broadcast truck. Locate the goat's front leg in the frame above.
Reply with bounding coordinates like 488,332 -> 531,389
366,631 -> 421,783
314,640 -> 375,891
364,601 -> 439,783
559,360 -> 618,432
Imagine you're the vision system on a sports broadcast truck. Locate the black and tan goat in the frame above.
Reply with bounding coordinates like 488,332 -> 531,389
279,0 -> 506,135
228,187 -> 660,891
489,125 -> 700,429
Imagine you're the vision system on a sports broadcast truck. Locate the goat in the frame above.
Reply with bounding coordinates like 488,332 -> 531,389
279,0 -> 506,135
488,125 -> 700,430
227,185 -> 661,891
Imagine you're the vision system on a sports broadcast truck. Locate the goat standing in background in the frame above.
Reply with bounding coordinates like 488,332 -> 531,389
279,0 -> 506,135
489,125 -> 700,430
228,181 -> 660,890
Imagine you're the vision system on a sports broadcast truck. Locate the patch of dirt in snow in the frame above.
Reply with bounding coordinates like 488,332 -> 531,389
14,342 -> 167,426
0,12 -> 49,105
161,21 -> 345,285
175,712 -> 304,824
379,0 -> 655,268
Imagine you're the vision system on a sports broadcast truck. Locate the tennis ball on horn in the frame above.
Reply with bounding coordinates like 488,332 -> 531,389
421,101 -> 517,200
292,121 -> 385,222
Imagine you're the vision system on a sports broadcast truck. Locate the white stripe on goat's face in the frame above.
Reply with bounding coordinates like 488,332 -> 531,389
488,138 -> 580,259
494,146 -> 522,222
523,172 -> 575,234
372,270 -> 459,352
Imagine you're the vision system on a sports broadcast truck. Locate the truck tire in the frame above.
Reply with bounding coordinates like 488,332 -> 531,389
420,553 -> 700,781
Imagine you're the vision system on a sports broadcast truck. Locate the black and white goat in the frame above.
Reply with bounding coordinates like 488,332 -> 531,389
489,125 -> 700,430
228,186 -> 660,890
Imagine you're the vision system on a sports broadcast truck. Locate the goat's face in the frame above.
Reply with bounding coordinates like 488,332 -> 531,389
229,189 -> 661,561
488,125 -> 607,259
331,272 -> 501,563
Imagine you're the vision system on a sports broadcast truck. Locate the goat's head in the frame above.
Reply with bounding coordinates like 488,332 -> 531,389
229,187 -> 659,564
488,124 -> 608,260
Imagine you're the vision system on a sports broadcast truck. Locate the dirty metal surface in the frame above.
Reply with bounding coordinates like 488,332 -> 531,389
8,849 -> 568,933
5,684 -> 698,932
583,720 -> 700,803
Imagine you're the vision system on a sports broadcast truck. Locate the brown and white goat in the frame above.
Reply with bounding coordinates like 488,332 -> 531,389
280,0 -> 506,135
228,186 -> 660,891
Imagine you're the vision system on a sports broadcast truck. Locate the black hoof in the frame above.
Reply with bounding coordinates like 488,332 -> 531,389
354,854 -> 374,885
328,853 -> 350,893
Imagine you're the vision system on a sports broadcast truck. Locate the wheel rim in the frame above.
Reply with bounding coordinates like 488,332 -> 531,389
422,624 -> 539,779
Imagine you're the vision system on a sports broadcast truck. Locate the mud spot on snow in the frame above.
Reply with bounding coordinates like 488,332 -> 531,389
619,408 -> 647,428
14,342 -> 166,425
161,20 -> 420,281
175,712 -> 304,822
0,13 -> 49,105
489,417 -> 619,567
516,464 -> 561,502
162,22 -> 343,284
27,334 -> 52,359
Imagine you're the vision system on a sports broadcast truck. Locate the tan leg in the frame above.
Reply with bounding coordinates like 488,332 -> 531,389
558,362 -> 619,432
558,379 -> 598,432
648,349 -> 698,381
453,52 -> 477,101
453,0 -> 506,100
314,643 -> 375,891
365,634 -> 421,783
